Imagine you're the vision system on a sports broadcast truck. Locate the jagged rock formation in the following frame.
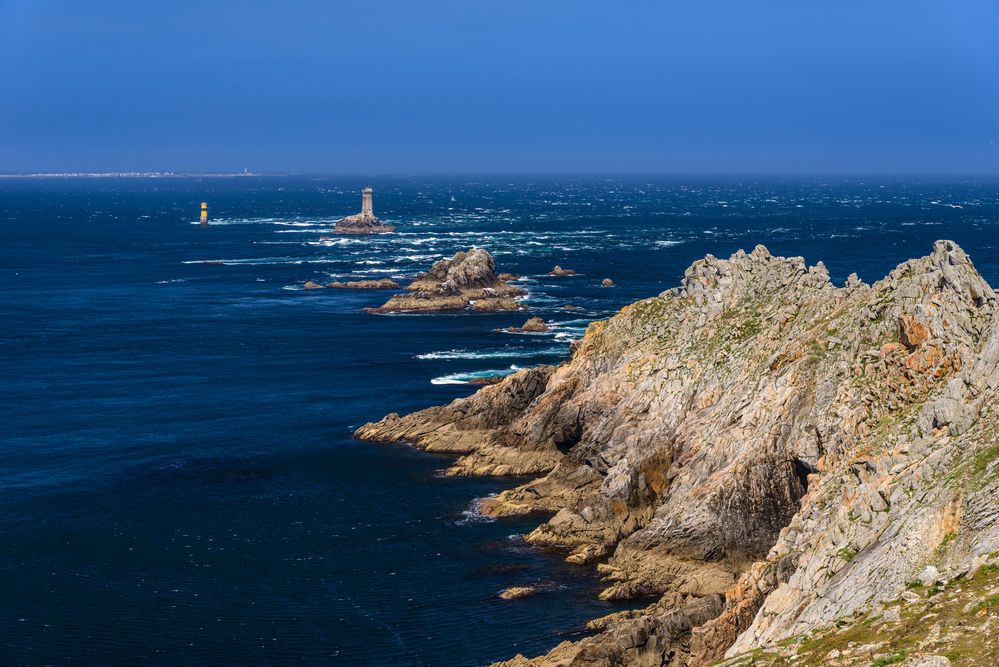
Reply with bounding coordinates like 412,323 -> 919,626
550,265 -> 579,277
356,241 -> 999,665
365,248 -> 525,314
327,278 -> 400,289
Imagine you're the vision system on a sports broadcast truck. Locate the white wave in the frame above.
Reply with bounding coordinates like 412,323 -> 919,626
519,293 -> 559,304
207,217 -> 336,226
455,496 -> 498,525
154,278 -> 187,284
431,365 -> 522,385
417,346 -> 566,360
183,257 -> 307,266
398,254 -> 444,262
553,318 -> 594,327
310,237 -> 364,245
655,240 -> 684,247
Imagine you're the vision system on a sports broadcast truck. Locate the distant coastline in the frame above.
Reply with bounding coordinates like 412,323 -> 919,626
0,171 -> 258,179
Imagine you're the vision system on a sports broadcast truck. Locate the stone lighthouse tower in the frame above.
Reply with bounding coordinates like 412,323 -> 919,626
361,187 -> 374,217
332,186 -> 393,233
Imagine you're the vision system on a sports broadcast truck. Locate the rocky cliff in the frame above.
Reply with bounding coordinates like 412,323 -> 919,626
356,241 -> 999,666
365,248 -> 525,314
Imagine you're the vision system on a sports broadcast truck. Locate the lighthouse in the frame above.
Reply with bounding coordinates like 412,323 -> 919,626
361,187 -> 374,217
200,202 -> 208,224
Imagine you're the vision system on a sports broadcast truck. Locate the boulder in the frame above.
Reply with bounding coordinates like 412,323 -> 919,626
504,317 -> 550,333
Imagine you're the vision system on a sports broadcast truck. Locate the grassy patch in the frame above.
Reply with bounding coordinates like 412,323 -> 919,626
837,546 -> 857,561
715,561 -> 999,666
871,651 -> 906,667
971,444 -> 999,483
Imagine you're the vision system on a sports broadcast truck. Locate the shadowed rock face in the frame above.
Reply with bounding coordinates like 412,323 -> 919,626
364,248 -> 525,314
357,241 -> 999,666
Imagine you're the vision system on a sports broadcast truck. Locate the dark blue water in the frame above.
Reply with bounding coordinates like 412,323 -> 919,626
2,176 -> 999,666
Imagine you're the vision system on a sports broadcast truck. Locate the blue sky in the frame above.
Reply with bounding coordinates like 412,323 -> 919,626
1,1 -> 997,174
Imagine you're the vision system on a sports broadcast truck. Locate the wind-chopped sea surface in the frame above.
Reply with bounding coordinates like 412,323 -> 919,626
2,176 -> 999,666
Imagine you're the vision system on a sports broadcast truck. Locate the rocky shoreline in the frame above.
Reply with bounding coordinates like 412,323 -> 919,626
356,241 -> 999,666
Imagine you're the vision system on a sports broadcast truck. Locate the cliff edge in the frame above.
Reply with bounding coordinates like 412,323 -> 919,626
357,241 -> 999,666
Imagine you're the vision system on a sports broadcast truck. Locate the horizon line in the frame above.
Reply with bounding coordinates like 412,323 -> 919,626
3,170 -> 999,180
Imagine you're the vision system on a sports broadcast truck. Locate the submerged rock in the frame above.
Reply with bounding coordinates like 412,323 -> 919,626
499,586 -> 537,600
358,240 -> 999,666
365,248 -> 525,314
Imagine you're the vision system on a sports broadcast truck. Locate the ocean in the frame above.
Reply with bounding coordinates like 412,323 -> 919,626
2,176 -> 999,666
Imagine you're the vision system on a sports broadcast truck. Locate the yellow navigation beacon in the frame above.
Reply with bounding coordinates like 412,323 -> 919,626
199,202 -> 208,224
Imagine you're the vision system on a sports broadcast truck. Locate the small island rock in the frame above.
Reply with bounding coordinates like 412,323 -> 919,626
601,278 -> 615,287
504,317 -> 550,333
498,586 -> 537,600
550,265 -> 578,277
365,248 -> 525,314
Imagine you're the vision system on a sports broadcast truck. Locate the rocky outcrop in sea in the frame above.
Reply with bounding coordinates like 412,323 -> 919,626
305,278 -> 401,289
327,278 -> 400,289
332,211 -> 395,234
356,241 -> 999,665
365,248 -> 525,314
503,317 -> 550,333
